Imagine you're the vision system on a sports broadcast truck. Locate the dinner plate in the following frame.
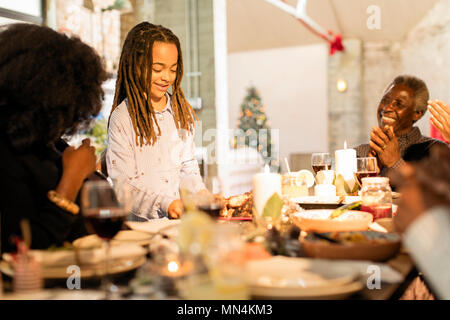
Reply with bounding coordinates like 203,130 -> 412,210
1,254 -> 146,280
73,230 -> 153,248
292,209 -> 373,232
1,240 -> 147,280
126,218 -> 180,238
291,196 -> 361,210
245,256 -> 362,299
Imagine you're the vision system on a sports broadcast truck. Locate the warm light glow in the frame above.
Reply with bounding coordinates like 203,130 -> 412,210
344,141 -> 347,149
337,79 -> 348,92
168,261 -> 179,273
264,164 -> 270,173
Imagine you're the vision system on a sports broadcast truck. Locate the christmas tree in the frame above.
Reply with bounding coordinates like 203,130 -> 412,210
234,87 -> 278,170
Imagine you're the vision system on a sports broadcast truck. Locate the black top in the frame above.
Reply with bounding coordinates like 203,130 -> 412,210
0,134 -> 89,253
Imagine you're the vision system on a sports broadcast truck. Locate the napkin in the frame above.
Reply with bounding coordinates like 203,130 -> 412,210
126,218 -> 181,235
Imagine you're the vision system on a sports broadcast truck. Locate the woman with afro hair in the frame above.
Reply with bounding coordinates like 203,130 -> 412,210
0,23 -> 107,253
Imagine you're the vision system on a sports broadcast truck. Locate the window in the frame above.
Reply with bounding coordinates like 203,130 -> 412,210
0,0 -> 43,25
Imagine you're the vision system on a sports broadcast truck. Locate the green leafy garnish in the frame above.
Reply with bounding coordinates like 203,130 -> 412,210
262,192 -> 283,221
334,173 -> 358,196
330,201 -> 362,219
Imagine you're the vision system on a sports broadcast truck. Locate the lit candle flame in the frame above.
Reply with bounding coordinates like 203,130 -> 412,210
344,141 -> 347,149
168,261 -> 179,273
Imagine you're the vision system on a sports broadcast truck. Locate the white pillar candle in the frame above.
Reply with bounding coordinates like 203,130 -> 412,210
315,184 -> 336,198
335,141 -> 357,190
252,165 -> 282,216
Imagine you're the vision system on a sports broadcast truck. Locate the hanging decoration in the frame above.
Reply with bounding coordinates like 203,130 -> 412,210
265,0 -> 344,55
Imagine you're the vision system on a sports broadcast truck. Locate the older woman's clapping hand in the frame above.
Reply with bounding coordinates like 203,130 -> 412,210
428,100 -> 450,142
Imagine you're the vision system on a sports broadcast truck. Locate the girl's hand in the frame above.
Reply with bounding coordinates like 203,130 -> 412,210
168,199 -> 183,219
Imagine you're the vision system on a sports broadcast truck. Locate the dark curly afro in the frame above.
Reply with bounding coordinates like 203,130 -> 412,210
0,23 -> 107,150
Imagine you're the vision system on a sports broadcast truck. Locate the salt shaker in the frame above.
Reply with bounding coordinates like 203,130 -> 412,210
12,242 -> 43,293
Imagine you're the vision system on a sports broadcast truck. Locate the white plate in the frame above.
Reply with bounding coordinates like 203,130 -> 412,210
1,254 -> 146,280
292,210 -> 373,232
2,240 -> 147,280
291,196 -> 361,204
126,218 -> 180,238
245,256 -> 362,299
73,230 -> 153,248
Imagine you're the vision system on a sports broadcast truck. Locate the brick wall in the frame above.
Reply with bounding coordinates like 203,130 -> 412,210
361,0 -> 450,138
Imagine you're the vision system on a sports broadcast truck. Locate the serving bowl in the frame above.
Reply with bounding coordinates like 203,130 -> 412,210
301,231 -> 402,262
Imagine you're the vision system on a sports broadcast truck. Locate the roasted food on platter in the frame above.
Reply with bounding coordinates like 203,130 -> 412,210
219,192 -> 253,218
219,192 -> 303,219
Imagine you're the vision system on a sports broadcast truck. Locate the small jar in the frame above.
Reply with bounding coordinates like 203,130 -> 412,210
282,173 -> 308,198
360,177 -> 392,220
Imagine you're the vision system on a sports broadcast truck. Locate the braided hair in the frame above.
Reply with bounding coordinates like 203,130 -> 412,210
110,22 -> 197,146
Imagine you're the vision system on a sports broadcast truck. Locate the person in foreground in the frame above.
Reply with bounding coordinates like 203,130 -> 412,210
0,24 -> 107,253
355,75 -> 447,177
393,144 -> 450,299
106,22 -> 205,220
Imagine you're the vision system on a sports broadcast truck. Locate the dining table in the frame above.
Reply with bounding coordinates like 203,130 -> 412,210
0,213 -> 421,301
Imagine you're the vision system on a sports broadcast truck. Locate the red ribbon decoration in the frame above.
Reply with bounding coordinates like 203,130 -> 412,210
329,34 -> 344,55
278,0 -> 344,55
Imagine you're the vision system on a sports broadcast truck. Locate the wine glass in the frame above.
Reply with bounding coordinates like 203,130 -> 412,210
355,157 -> 378,187
179,174 -> 203,212
80,180 -> 132,299
197,176 -> 224,218
311,153 -> 332,174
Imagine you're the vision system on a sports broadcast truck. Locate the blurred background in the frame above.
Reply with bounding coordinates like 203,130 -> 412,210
1,0 -> 448,195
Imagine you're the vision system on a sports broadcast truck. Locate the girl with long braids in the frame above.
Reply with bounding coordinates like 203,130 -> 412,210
106,22 -> 205,220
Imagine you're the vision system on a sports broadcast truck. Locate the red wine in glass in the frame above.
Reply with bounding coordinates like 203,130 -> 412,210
198,203 -> 223,217
312,164 -> 331,174
84,207 -> 127,240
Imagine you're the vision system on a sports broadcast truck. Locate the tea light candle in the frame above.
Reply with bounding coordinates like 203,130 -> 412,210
160,259 -> 194,278
315,184 -> 336,198
335,141 -> 357,189
252,165 -> 282,216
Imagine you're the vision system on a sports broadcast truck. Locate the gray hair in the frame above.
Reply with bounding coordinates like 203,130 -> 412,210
386,75 -> 429,114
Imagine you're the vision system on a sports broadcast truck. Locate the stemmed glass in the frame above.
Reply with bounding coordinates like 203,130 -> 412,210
311,153 -> 332,174
80,180 -> 132,299
197,176 -> 224,218
355,157 -> 378,187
